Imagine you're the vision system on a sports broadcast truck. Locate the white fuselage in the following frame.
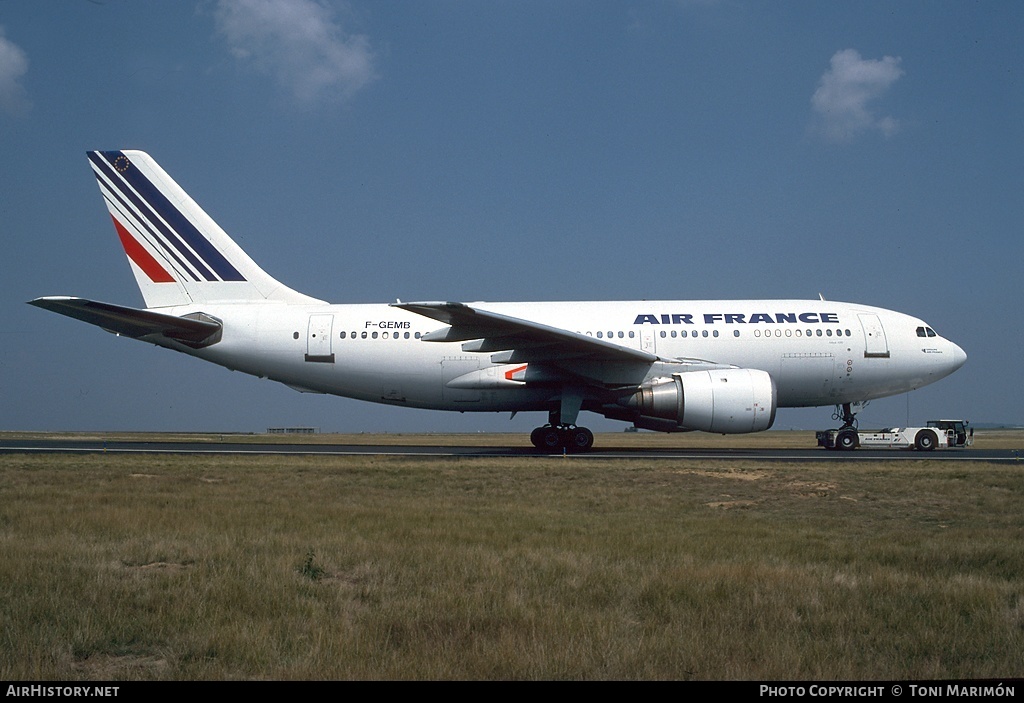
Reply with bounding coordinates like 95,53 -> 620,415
38,151 -> 968,444
162,298 -> 966,416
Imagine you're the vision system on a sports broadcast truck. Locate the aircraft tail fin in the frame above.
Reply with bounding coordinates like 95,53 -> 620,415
87,150 -> 322,308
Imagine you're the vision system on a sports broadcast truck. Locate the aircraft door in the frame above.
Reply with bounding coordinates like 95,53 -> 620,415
305,314 -> 335,363
858,313 -> 890,358
640,329 -> 656,355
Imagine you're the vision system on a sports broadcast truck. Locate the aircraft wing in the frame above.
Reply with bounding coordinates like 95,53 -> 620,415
393,301 -> 657,364
392,301 -> 727,373
28,297 -> 222,349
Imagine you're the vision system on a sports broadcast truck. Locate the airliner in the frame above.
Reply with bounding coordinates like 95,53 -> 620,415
30,150 -> 967,450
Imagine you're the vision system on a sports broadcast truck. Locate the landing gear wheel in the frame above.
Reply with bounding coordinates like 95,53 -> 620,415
536,427 -> 562,450
915,429 -> 937,451
530,427 -> 546,449
836,429 -> 859,451
566,427 -> 594,452
531,425 -> 561,450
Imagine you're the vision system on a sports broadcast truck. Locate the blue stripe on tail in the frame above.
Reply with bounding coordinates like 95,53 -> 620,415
89,151 -> 246,282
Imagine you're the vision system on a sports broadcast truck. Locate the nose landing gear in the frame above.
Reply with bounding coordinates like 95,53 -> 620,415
823,402 -> 862,451
834,402 -> 859,430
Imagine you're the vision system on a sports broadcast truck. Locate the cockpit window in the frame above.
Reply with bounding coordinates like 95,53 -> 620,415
926,327 -> 936,337
916,326 -> 926,337
917,326 -> 938,338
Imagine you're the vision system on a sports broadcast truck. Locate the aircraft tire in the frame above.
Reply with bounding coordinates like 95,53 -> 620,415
536,427 -> 562,450
915,429 -> 937,451
566,427 -> 594,452
530,427 -> 546,449
836,429 -> 859,451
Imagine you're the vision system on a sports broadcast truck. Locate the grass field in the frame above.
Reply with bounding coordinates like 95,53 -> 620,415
1,440 -> 1022,680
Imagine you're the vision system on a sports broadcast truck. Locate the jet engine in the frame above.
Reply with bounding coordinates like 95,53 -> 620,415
617,368 -> 777,433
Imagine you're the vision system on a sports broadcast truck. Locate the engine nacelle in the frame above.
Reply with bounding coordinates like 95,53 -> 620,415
620,368 -> 777,434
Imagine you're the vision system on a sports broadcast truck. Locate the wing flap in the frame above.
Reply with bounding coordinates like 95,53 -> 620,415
28,297 -> 222,349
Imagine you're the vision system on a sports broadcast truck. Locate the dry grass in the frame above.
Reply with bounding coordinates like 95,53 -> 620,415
1,451 -> 1022,680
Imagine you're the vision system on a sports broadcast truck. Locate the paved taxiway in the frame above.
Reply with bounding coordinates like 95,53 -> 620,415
0,438 -> 1018,462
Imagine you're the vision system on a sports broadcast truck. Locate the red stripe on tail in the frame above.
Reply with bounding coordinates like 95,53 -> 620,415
111,216 -> 175,283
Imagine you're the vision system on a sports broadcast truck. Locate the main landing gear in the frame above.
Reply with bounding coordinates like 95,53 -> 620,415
530,403 -> 594,452
530,424 -> 595,452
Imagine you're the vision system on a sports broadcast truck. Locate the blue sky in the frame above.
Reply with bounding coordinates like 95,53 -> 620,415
2,0 -> 1021,433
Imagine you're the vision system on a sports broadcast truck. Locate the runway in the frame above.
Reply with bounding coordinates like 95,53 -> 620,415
1,437 -> 1018,462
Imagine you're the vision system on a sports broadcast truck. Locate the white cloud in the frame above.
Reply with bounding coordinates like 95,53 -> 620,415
811,49 -> 903,142
0,26 -> 30,116
214,0 -> 376,103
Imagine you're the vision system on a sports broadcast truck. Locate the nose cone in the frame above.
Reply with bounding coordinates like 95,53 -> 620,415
950,341 -> 967,371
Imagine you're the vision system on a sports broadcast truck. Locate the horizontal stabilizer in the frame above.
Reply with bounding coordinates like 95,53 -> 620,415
28,297 -> 222,349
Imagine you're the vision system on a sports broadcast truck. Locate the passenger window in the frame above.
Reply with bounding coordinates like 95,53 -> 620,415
733,330 -> 740,337
339,331 -> 347,339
